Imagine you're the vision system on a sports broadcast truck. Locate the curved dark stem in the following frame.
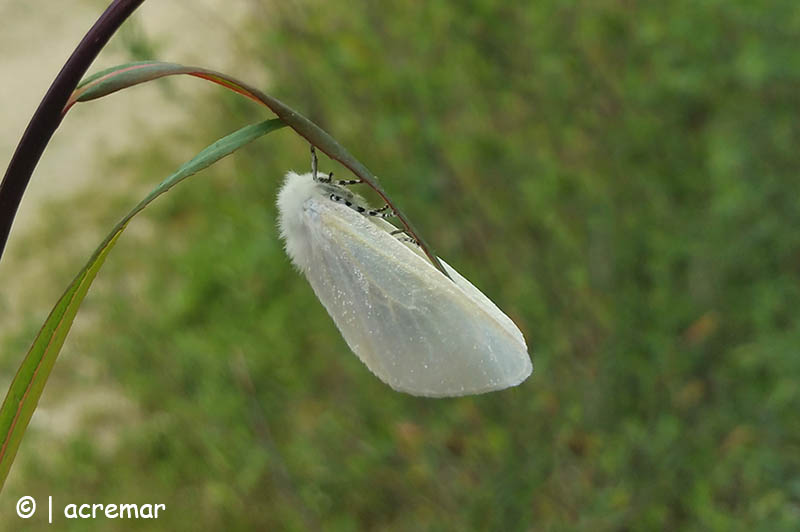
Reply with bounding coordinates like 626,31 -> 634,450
0,0 -> 146,264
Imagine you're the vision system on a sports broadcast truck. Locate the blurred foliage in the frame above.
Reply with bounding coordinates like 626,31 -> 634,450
3,0 -> 800,530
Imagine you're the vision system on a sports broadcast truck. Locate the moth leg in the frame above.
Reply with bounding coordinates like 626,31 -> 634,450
317,171 -> 334,183
320,169 -> 362,186
366,204 -> 393,217
321,172 -> 361,186
328,194 -> 396,218
389,228 -> 419,246
397,235 -> 420,246
310,145 -> 339,183
335,178 -> 363,186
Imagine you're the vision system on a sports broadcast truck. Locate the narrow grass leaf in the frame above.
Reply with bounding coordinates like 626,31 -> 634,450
0,119 -> 285,490
66,61 -> 448,279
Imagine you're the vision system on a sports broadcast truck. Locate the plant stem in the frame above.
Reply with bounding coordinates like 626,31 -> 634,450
0,0 -> 146,264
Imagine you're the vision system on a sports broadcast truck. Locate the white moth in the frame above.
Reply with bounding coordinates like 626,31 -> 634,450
277,170 -> 532,397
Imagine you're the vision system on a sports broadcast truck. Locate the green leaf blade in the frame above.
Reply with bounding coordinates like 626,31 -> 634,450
66,61 -> 449,278
0,225 -> 124,485
71,61 -> 192,104
0,119 -> 284,490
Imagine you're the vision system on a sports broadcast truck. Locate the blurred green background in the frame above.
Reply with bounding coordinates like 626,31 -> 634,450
2,0 -> 800,530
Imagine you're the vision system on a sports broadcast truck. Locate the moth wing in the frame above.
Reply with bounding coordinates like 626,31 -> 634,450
302,197 -> 532,397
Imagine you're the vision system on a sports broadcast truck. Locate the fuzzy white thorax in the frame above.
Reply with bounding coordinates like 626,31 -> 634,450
276,171 -> 321,273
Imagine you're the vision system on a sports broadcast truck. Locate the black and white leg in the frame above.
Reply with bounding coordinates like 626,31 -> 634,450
389,228 -> 420,246
396,235 -> 420,245
329,193 -> 396,218
319,170 -> 362,187
317,171 -> 335,183
310,147 -> 362,185
367,204 -> 391,216
335,178 -> 362,186
322,173 -> 362,186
